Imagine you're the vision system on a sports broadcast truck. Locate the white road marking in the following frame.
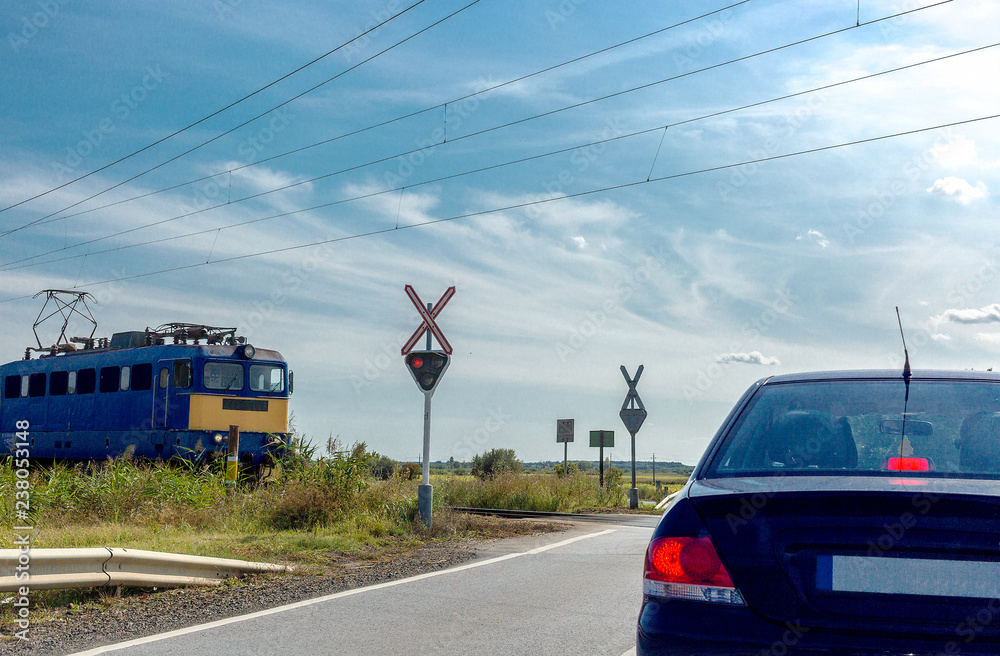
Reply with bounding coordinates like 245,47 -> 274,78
68,528 -> 617,656
619,649 -> 636,656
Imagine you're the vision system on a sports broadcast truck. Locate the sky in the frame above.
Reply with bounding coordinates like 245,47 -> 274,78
1,0 -> 998,466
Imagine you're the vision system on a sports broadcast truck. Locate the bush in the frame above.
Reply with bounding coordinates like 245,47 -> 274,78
370,454 -> 398,480
553,461 -> 579,477
470,448 -> 522,479
265,439 -> 375,529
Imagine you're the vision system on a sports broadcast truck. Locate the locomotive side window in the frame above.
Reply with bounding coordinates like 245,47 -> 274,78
100,366 -> 120,393
28,373 -> 45,397
4,375 -> 19,399
120,366 -> 131,391
159,367 -> 169,389
68,371 -> 77,394
249,364 -> 284,393
132,363 -> 153,391
77,368 -> 96,394
173,360 -> 192,388
204,362 -> 244,391
50,371 -> 69,396
20,376 -> 29,397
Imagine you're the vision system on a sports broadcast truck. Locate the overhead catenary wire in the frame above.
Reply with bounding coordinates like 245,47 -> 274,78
8,0 -> 954,257
0,0 -> 485,239
0,111 -> 995,304
20,0 -> 754,233
0,0 -> 432,217
5,38 -> 992,272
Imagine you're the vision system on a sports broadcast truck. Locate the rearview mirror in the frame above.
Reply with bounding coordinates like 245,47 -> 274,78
879,419 -> 933,436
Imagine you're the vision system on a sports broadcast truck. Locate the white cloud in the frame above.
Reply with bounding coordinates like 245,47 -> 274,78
341,181 -> 442,226
933,135 -> 978,169
975,333 -> 1000,346
229,165 -> 310,195
797,229 -> 830,249
926,177 -> 989,205
571,235 -> 587,249
937,304 -> 1000,324
931,333 -> 952,342
716,351 -> 780,366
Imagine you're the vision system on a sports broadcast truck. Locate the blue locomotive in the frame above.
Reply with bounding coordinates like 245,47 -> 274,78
0,299 -> 291,478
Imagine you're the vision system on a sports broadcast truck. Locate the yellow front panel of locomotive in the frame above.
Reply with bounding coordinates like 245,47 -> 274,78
187,394 -> 289,433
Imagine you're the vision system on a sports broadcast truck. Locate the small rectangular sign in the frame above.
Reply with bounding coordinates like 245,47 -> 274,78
557,419 -> 574,443
589,430 -> 614,448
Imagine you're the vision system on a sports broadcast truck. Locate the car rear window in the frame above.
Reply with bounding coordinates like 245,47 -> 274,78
708,379 -> 1000,478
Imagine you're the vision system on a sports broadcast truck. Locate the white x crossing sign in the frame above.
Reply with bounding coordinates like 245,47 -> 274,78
401,285 -> 455,355
620,364 -> 647,435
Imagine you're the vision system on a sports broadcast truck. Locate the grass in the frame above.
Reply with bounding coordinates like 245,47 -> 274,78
0,446 -> 678,632
435,468 -> 687,512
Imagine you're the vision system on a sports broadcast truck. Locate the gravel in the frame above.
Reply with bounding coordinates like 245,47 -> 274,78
0,524 -> 562,656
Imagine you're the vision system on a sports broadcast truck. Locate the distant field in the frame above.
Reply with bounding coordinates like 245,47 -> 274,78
630,472 -> 689,487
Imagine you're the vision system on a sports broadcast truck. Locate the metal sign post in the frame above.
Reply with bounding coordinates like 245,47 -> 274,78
620,365 -> 647,509
401,285 -> 455,529
556,419 -> 574,475
589,430 -> 614,487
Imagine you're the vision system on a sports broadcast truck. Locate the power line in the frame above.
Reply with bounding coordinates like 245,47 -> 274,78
11,0 -> 950,241
7,8 -> 983,271
0,0 -> 484,239
21,1 -> 753,233
9,40 -> 995,271
0,0 -> 431,217
1,112 -> 994,304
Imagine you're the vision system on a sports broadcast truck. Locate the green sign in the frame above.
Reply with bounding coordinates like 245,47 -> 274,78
589,430 -> 614,448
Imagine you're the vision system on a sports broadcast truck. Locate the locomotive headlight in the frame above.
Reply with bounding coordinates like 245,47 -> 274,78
213,433 -> 224,444
240,344 -> 256,359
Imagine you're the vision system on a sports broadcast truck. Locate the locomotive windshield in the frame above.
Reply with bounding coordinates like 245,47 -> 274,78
203,361 -> 244,391
250,364 -> 285,393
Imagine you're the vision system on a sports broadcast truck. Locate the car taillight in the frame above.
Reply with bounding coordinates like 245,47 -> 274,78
643,536 -> 745,605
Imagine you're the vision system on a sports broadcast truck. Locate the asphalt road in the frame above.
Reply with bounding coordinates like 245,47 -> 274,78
67,518 -> 656,656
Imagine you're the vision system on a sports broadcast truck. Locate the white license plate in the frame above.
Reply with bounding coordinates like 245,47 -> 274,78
816,555 -> 1000,598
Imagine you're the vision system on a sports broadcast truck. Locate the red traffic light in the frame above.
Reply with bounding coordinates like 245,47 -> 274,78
405,350 -> 450,393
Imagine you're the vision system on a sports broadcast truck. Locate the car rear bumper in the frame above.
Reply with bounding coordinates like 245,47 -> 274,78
636,597 -> 1000,656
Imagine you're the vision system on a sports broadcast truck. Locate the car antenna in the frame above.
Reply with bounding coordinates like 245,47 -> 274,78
895,306 -> 911,459
895,306 -> 911,382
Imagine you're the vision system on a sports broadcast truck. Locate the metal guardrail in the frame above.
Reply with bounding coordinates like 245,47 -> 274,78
0,548 -> 292,592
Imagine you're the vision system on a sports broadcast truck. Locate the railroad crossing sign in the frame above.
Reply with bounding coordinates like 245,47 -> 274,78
619,365 -> 647,434
620,364 -> 646,509
401,284 -> 456,531
401,285 -> 455,355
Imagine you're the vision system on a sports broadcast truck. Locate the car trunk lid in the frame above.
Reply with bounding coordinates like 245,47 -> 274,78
689,476 -> 1000,635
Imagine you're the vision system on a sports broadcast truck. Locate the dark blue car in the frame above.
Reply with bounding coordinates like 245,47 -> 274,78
638,370 -> 1000,655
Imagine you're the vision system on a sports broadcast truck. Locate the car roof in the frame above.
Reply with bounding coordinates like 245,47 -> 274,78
760,369 -> 1000,384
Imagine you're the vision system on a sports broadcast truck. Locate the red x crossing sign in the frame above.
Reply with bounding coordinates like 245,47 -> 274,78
401,285 -> 455,355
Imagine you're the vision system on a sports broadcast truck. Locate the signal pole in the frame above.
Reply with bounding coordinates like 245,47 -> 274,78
620,365 -> 647,510
401,286 -> 455,529
419,308 -> 434,529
